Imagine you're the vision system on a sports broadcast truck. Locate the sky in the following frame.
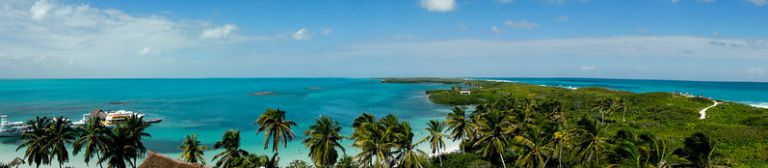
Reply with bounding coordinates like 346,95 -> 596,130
0,0 -> 767,82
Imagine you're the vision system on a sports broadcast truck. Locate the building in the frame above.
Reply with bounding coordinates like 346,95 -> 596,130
459,90 -> 472,95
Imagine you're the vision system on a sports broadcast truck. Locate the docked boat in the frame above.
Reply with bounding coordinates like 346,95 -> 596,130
0,115 -> 30,137
73,109 -> 162,128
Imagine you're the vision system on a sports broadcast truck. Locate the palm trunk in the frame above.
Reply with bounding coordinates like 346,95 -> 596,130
499,153 -> 507,168
97,152 -> 104,168
558,145 -> 562,168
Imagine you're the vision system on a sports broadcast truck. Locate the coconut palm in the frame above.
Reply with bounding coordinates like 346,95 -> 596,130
73,117 -> 110,168
179,134 -> 207,165
47,116 -> 77,168
674,132 -> 718,168
254,108 -> 297,154
422,120 -> 446,167
474,110 -> 515,168
512,125 -> 554,168
303,116 -> 346,167
17,117 -> 52,168
100,128 -> 134,168
573,117 -> 609,167
395,122 -> 427,168
446,106 -> 471,141
352,113 -> 375,129
212,129 -> 249,168
352,114 -> 398,167
119,114 -> 151,166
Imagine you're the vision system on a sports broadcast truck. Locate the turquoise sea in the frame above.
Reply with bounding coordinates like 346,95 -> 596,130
1,78 -> 767,167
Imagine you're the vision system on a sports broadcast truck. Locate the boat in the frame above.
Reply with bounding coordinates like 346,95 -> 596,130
73,109 -> 161,128
0,115 -> 30,137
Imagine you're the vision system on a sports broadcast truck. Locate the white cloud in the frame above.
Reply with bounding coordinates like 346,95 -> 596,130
496,0 -> 515,4
29,0 -> 53,20
671,0 -> 681,3
292,28 -> 312,40
557,15 -> 569,22
345,36 -> 768,60
698,0 -> 716,3
0,0 -> 254,77
504,20 -> 539,29
201,24 -> 238,39
391,34 -> 416,40
137,47 -> 152,56
419,0 -> 456,12
321,28 -> 333,36
749,0 -> 768,6
580,65 -> 597,71
748,67 -> 765,75
490,26 -> 503,34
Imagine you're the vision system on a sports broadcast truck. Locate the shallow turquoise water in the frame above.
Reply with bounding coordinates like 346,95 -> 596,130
0,78 -> 455,167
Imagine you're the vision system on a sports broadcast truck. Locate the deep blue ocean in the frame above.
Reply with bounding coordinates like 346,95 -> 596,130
1,78 -> 766,167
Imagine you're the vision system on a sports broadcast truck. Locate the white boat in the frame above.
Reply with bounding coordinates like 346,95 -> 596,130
74,109 -> 160,128
0,115 -> 30,137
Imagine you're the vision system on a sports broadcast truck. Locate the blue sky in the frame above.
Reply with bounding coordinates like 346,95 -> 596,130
1,0 -> 767,81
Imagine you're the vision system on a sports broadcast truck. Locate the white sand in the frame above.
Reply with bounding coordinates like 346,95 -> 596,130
699,100 -> 720,119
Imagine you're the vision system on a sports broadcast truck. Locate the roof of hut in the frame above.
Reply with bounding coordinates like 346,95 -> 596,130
139,151 -> 208,168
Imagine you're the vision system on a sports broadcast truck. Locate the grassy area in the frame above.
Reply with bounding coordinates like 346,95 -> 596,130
386,78 -> 768,167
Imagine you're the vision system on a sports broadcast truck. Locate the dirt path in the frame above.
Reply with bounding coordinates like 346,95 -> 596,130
699,100 -> 720,119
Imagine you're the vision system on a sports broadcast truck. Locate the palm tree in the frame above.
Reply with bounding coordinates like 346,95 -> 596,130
351,114 -> 398,167
422,120 -> 446,167
395,122 -> 427,168
446,106 -> 471,141
512,126 -> 553,168
255,108 -> 297,155
17,117 -> 52,168
352,113 -> 375,130
303,116 -> 346,167
73,117 -> 110,168
47,116 -> 77,168
119,114 -> 151,167
179,134 -> 207,165
573,117 -> 609,167
101,126 -> 145,168
212,129 -> 249,168
674,132 -> 718,168
474,110 -> 515,168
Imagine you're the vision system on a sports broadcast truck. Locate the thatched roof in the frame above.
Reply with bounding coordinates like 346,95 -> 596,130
138,151 -> 208,168
89,109 -> 107,119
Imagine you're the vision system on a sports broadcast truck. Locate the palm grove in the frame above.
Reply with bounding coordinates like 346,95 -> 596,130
10,88 -> 727,168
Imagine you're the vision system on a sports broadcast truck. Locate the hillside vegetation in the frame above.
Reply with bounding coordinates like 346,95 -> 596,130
386,78 -> 768,167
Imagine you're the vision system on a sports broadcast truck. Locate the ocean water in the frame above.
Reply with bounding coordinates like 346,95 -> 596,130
2,78 -> 767,167
0,78 -> 456,167
482,78 -> 768,108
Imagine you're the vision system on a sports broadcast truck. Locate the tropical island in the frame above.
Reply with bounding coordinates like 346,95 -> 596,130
5,78 -> 768,168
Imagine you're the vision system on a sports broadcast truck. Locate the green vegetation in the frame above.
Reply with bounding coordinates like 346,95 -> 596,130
12,78 -> 768,167
390,78 -> 768,167
179,134 -> 207,165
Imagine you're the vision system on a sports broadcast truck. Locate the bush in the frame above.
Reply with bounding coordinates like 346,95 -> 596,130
430,152 -> 486,168
287,160 -> 313,168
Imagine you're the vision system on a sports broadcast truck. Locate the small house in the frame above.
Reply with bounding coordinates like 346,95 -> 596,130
459,90 -> 472,95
